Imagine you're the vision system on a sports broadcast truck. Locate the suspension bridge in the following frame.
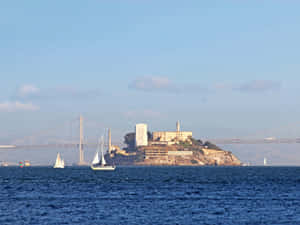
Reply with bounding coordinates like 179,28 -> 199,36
2,116 -> 300,149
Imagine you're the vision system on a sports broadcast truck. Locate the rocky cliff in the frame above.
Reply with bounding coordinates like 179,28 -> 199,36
107,145 -> 241,166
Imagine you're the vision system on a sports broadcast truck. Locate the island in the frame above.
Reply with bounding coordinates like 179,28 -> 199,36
106,122 -> 241,166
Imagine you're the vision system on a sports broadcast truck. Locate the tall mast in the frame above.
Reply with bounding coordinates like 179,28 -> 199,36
108,128 -> 112,154
101,136 -> 104,159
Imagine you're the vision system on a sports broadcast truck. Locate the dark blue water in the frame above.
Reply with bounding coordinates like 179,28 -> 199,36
1,167 -> 300,225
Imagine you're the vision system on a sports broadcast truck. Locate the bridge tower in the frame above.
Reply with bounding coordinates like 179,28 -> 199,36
78,115 -> 86,165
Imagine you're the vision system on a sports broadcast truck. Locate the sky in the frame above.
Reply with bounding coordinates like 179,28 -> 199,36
1,1 -> 300,151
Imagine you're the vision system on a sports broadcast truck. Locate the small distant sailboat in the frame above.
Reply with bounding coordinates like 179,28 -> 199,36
1,162 -> 9,167
91,137 -> 115,171
54,153 -> 65,168
263,157 -> 267,166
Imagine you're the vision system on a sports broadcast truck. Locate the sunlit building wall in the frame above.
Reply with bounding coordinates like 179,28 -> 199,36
135,124 -> 148,147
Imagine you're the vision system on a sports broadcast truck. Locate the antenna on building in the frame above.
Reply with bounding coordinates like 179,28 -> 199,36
176,120 -> 181,142
176,120 -> 180,132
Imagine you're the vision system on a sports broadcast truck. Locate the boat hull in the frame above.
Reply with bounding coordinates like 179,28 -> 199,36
53,165 -> 64,169
91,165 -> 115,171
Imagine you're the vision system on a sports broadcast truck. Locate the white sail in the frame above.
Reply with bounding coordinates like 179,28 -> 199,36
54,153 -> 64,168
90,134 -> 115,171
264,157 -> 267,166
101,152 -> 106,166
55,153 -> 61,165
92,152 -> 100,165
91,138 -> 101,165
100,136 -> 106,166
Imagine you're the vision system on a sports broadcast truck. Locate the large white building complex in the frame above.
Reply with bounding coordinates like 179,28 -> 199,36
152,121 -> 192,145
135,123 -> 148,147
134,121 -> 192,147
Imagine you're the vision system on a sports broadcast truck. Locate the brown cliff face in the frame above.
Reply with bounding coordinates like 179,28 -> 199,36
197,148 -> 241,166
108,145 -> 241,166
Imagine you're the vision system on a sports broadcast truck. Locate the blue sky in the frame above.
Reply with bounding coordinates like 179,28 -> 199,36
1,1 -> 300,145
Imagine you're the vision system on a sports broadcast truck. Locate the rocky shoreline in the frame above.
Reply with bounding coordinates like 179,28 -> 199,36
107,145 -> 241,166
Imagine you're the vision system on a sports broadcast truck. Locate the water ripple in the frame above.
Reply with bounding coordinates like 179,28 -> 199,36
1,166 -> 300,224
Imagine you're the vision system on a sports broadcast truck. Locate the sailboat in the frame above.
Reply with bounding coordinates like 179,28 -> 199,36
263,157 -> 267,166
91,137 -> 115,171
54,153 -> 65,168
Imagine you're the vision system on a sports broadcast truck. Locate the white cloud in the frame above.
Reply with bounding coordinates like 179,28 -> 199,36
0,101 -> 40,112
234,80 -> 282,93
51,86 -> 102,99
17,84 -> 40,98
213,83 -> 234,91
129,76 -> 177,92
15,85 -> 102,100
129,76 -> 207,94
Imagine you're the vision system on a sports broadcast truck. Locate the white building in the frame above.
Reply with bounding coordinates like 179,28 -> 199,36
152,121 -> 192,145
135,123 -> 148,147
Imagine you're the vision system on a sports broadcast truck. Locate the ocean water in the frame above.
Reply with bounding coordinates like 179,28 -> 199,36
1,166 -> 300,225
